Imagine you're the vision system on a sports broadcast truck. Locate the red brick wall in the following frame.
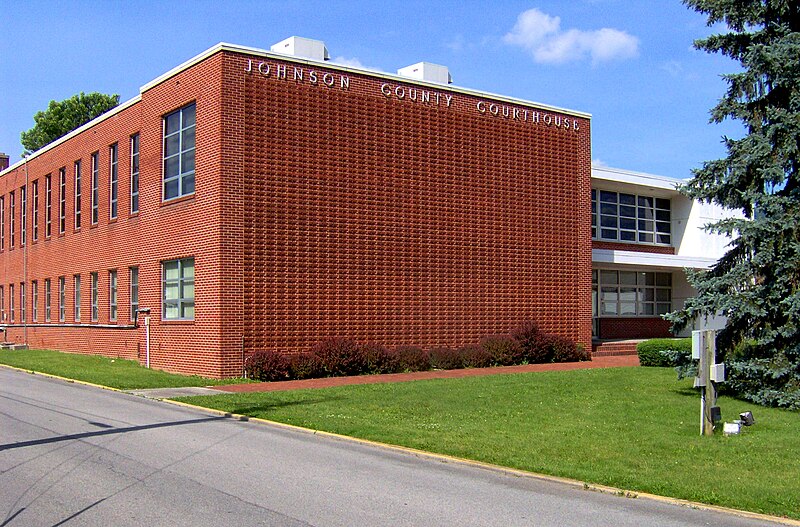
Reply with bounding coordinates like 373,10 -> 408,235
597,317 -> 673,339
231,51 -> 592,357
0,48 -> 593,377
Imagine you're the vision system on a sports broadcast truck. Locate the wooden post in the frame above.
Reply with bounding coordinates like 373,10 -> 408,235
702,331 -> 717,436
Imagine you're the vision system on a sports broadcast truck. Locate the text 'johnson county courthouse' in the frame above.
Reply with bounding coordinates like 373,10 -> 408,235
0,37 -> 728,377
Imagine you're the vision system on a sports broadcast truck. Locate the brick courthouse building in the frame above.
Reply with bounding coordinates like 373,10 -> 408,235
1,38 -> 719,377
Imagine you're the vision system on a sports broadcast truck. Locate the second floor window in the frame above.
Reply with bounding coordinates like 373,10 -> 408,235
109,143 -> 118,219
91,152 -> 99,224
163,103 -> 196,201
592,189 -> 671,245
75,160 -> 82,229
130,134 -> 140,213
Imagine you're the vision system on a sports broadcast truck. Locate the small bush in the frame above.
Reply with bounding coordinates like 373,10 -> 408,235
395,345 -> 430,372
429,347 -> 465,370
244,350 -> 289,382
637,338 -> 691,367
548,335 -> 588,363
287,352 -> 324,380
480,334 -> 526,366
510,321 -> 554,363
459,343 -> 494,368
312,338 -> 367,377
362,343 -> 402,374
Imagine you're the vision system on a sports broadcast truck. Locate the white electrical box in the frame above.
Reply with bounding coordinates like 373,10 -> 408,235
710,363 -> 726,382
692,330 -> 702,360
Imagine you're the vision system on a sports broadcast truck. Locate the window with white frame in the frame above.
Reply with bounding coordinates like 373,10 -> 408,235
163,103 -> 196,201
91,152 -> 99,224
9,191 -> 15,247
109,143 -> 118,219
32,280 -> 37,322
130,134 -> 139,214
45,174 -> 52,238
59,168 -> 66,234
162,258 -> 194,320
20,186 -> 26,247
59,276 -> 66,322
0,285 -> 4,322
45,278 -> 51,322
9,284 -> 14,322
129,266 -> 139,321
91,272 -> 99,322
32,180 -> 39,242
592,189 -> 671,245
74,274 -> 81,322
0,196 -> 5,250
75,160 -> 82,229
109,270 -> 118,321
593,270 -> 672,317
19,282 -> 25,322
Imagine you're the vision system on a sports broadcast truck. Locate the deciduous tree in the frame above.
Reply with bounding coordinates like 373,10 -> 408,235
21,92 -> 119,154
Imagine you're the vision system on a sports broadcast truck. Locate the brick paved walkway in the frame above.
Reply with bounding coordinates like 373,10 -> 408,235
215,354 -> 639,393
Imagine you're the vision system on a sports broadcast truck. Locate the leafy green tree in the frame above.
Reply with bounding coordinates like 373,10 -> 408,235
668,1 -> 800,409
20,92 -> 120,154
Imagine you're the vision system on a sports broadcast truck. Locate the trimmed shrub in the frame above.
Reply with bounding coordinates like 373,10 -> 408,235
459,343 -> 494,368
637,338 -> 691,367
312,337 -> 367,377
480,334 -> 526,366
287,352 -> 324,380
548,335 -> 588,363
510,321 -> 552,363
244,350 -> 289,382
395,345 -> 430,372
429,347 -> 465,370
362,343 -> 402,374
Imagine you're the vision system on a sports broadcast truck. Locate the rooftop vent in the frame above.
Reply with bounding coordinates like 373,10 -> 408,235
270,36 -> 330,61
397,62 -> 452,84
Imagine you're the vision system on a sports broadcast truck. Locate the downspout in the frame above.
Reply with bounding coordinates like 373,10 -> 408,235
22,154 -> 29,346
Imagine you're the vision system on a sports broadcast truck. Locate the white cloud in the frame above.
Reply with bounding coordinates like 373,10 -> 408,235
661,60 -> 683,77
503,8 -> 639,65
592,158 -> 609,168
331,56 -> 384,72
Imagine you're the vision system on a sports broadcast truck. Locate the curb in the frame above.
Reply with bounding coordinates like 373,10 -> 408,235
163,398 -> 800,527
3,362 -> 798,526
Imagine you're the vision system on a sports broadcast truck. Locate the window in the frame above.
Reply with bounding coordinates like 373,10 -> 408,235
58,276 -> 66,322
45,279 -> 51,322
32,280 -> 38,322
591,189 -> 672,245
74,160 -> 82,229
109,143 -> 118,219
0,286 -> 4,322
20,186 -> 26,246
59,168 -> 66,234
74,274 -> 81,322
19,282 -> 25,322
91,272 -> 99,321
162,258 -> 194,320
0,196 -> 4,250
163,103 -> 196,201
45,175 -> 52,238
9,284 -> 14,322
593,270 -> 672,317
129,266 -> 139,321
32,180 -> 39,242
109,270 -> 118,321
91,152 -> 99,224
130,134 -> 140,213
9,191 -> 15,247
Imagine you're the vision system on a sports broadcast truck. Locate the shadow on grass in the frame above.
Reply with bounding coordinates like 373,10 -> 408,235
194,395 -> 346,417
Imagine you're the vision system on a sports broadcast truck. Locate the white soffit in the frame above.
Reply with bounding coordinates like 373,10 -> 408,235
592,248 -> 717,270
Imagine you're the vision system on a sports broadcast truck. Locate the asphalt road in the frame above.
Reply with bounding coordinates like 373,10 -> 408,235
0,367 -> 786,527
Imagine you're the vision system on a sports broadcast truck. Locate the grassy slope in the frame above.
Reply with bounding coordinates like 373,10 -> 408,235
178,367 -> 799,519
0,348 -> 249,390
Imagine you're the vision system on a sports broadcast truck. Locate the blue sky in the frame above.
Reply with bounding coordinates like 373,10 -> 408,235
0,0 -> 742,178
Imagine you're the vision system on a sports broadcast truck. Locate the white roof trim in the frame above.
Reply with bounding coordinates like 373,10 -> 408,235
1,95 -> 141,178
142,42 -> 591,119
592,166 -> 686,192
3,40 -> 590,178
592,248 -> 717,270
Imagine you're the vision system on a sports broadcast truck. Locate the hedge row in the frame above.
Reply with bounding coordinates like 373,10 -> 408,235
245,321 -> 590,382
636,338 -> 692,367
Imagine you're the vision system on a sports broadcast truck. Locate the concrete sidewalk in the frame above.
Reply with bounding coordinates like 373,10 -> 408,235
128,355 -> 639,399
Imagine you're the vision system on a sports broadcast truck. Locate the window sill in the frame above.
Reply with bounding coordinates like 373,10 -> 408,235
160,193 -> 195,208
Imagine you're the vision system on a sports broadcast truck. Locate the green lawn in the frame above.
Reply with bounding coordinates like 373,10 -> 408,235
177,367 -> 799,520
0,348 -> 249,390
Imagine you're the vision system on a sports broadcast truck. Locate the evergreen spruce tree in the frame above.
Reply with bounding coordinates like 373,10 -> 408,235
668,1 -> 800,409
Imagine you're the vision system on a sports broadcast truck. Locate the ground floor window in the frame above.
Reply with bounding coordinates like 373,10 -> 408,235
592,269 -> 672,317
162,258 -> 194,320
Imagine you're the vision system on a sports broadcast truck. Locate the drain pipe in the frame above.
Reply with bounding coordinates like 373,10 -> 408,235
22,154 -> 29,346
137,307 -> 151,367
